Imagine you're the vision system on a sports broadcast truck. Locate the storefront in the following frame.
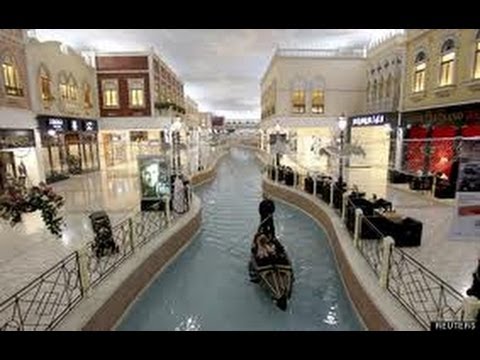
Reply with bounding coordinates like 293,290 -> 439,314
401,103 -> 480,179
0,128 -> 42,192
37,115 -> 100,183
346,112 -> 398,197
99,129 -> 169,169
347,112 -> 398,169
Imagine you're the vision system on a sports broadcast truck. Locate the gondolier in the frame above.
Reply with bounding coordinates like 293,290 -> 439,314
258,195 -> 275,238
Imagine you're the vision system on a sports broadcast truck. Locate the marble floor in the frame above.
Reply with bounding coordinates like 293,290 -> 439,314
0,165 -> 141,304
0,148 -> 223,304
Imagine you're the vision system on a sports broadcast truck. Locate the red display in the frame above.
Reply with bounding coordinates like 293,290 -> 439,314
429,125 -> 456,177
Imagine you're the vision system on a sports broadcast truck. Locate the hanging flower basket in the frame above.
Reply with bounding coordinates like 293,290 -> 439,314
0,177 -> 65,237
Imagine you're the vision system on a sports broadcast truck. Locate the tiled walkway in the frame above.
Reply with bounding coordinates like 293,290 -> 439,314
279,155 -> 479,295
0,164 -> 141,304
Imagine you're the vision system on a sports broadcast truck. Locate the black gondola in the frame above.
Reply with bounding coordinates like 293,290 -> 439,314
248,234 -> 294,311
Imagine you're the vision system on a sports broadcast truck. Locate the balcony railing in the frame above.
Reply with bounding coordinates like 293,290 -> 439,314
276,48 -> 367,59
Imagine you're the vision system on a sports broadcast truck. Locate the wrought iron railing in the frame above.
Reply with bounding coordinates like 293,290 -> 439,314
387,248 -> 464,329
357,216 -> 384,278
264,162 -> 467,329
0,252 -> 83,331
0,202 -> 186,331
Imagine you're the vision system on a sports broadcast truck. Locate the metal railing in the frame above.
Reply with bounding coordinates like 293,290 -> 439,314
0,252 -> 83,331
387,248 -> 464,329
0,194 -> 188,331
264,162 -> 468,329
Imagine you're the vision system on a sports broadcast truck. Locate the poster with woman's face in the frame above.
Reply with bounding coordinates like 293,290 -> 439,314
138,155 -> 171,200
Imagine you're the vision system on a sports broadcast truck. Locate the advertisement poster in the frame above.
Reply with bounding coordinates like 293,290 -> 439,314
450,139 -> 480,240
138,155 -> 171,201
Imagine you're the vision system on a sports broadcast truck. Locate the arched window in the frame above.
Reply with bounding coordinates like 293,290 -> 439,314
378,78 -> 384,100
439,39 -> 456,86
413,51 -> 426,92
58,72 -> 68,100
310,76 -> 325,114
67,75 -> 78,101
39,65 -> 52,102
290,78 -> 306,114
84,82 -> 93,109
474,30 -> 480,79
2,54 -> 22,96
291,89 -> 305,113
385,75 -> 392,98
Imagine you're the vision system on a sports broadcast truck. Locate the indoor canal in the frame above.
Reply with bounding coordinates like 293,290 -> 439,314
117,147 -> 363,331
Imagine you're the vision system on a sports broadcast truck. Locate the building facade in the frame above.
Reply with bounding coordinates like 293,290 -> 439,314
346,32 -> 406,195
260,48 -> 367,173
25,38 -> 101,183
399,29 -> 480,181
95,51 -> 185,169
185,95 -> 200,130
0,29 -> 44,191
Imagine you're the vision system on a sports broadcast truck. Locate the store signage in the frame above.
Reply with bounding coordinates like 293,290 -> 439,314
84,121 -> 96,132
70,120 -> 79,132
0,129 -> 35,149
450,139 -> 480,241
351,114 -> 385,127
47,118 -> 66,131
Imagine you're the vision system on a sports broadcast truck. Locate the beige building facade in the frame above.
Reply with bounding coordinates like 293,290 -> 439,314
25,38 -> 101,182
260,48 -> 367,173
0,29 -> 44,188
399,29 -> 480,182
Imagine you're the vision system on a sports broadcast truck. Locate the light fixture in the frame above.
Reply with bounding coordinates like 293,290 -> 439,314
384,123 -> 392,133
338,113 -> 347,131
47,129 -> 56,137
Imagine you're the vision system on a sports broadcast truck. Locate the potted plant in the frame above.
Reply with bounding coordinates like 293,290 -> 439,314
0,177 -> 65,237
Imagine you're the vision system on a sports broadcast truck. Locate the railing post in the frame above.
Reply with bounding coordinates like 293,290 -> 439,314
462,296 -> 480,321
164,195 -> 171,226
380,236 -> 395,289
313,177 -> 317,197
188,184 -> 193,211
342,193 -> 349,223
353,208 -> 363,248
77,247 -> 91,296
330,181 -> 334,207
128,218 -> 135,252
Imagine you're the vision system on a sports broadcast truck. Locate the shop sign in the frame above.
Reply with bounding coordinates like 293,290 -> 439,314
68,119 -> 80,132
0,129 -> 35,149
47,118 -> 66,132
450,139 -> 480,240
351,114 -> 385,127
83,120 -> 97,132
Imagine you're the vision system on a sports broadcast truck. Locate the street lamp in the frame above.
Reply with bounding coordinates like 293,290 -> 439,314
337,113 -> 347,186
170,117 -> 182,175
